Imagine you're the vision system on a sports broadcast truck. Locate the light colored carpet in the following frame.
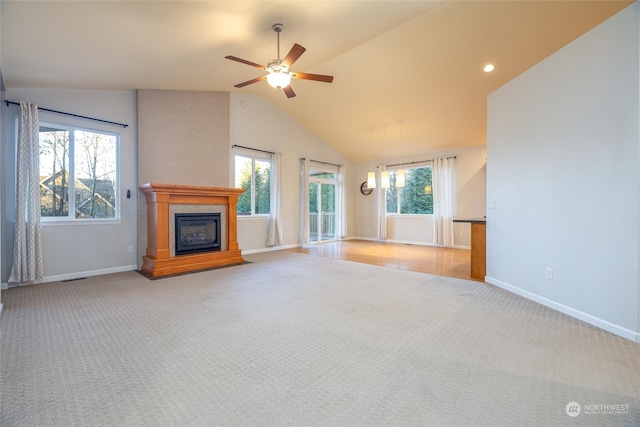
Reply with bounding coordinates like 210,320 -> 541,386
1,250 -> 638,426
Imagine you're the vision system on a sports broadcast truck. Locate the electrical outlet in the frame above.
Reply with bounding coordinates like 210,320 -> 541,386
128,246 -> 134,253
545,268 -> 553,280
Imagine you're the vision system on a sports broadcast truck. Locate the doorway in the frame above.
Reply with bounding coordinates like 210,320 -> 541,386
309,167 -> 337,243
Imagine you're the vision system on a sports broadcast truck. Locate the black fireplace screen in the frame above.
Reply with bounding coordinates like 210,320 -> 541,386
175,213 -> 221,255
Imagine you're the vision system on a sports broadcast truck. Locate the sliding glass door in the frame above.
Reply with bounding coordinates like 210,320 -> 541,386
309,168 -> 337,243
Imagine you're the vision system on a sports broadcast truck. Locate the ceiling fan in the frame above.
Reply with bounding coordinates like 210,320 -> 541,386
225,23 -> 334,98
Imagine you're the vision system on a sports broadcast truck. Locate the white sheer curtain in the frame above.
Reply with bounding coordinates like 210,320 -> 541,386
376,165 -> 387,240
9,101 -> 44,283
299,158 -> 311,245
266,152 -> 282,246
432,157 -> 455,246
338,164 -> 347,238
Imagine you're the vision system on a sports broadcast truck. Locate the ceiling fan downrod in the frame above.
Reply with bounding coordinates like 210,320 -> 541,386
273,23 -> 284,62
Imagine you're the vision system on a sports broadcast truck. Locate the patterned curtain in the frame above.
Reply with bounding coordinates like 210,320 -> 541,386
9,101 -> 44,283
432,157 -> 455,246
299,158 -> 310,245
266,152 -> 282,246
377,165 -> 387,240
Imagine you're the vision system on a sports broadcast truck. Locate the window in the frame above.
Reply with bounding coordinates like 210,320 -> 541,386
39,123 -> 119,220
386,165 -> 433,214
234,154 -> 271,215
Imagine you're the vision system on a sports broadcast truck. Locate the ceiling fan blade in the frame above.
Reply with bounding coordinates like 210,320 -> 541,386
291,72 -> 334,83
234,76 -> 266,88
225,55 -> 266,70
283,85 -> 296,98
282,44 -> 306,68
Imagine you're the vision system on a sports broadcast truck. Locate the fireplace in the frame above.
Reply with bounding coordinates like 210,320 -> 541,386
139,183 -> 244,278
175,213 -> 221,255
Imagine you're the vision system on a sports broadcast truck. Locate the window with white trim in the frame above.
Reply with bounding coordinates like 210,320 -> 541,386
386,165 -> 433,214
39,123 -> 119,220
234,154 -> 271,215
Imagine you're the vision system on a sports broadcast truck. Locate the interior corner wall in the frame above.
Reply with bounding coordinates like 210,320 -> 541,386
486,3 -> 639,341
637,4 -> 640,337
229,93 -> 353,252
0,70 -> 5,296
0,3 -> 5,302
137,90 -> 230,264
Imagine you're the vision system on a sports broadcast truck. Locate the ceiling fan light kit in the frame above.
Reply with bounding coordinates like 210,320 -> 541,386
265,60 -> 291,89
225,23 -> 333,98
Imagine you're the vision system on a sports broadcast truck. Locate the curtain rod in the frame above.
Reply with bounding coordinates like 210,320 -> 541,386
385,156 -> 456,168
232,144 -> 275,155
301,157 -> 342,168
4,100 -> 129,128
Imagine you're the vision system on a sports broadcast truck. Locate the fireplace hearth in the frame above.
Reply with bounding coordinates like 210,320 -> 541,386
175,213 -> 221,255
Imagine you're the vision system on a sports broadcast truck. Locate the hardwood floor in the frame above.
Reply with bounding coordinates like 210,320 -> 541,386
289,239 -> 476,281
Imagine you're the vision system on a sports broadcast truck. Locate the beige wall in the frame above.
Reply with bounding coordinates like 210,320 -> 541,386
137,90 -> 230,265
137,89 -> 230,186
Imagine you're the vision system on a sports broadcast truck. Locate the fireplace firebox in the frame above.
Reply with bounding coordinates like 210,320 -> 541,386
175,213 -> 221,255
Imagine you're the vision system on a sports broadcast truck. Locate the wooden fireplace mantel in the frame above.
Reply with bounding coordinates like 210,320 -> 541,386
140,183 -> 245,277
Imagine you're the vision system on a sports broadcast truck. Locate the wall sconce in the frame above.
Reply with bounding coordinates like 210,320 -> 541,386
425,184 -> 432,195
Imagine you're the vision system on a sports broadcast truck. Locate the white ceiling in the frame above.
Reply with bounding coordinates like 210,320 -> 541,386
1,0 -> 632,162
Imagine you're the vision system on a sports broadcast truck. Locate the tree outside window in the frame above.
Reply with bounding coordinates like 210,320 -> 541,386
235,154 -> 271,215
386,166 -> 433,214
39,125 -> 118,220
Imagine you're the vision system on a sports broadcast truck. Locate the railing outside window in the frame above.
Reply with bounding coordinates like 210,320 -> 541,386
309,212 -> 335,237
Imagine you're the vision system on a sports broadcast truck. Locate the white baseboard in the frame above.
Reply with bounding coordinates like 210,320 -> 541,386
241,243 -> 300,255
1,282 -> 7,290
6,265 -> 138,287
485,276 -> 640,343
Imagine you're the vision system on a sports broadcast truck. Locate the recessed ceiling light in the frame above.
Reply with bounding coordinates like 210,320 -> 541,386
483,64 -> 495,73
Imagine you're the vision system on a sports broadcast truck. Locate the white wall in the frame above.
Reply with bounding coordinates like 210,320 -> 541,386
230,94 -> 354,251
2,89 -> 138,282
486,3 -> 639,341
352,145 -> 486,247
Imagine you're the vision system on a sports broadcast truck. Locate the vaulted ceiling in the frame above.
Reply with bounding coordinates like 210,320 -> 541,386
1,1 -> 632,162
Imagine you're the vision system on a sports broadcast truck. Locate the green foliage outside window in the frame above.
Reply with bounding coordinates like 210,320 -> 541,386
386,166 -> 433,214
308,182 -> 336,214
235,155 -> 271,215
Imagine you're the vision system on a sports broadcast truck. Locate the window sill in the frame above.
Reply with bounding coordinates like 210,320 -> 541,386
237,215 -> 270,220
41,219 -> 123,227
386,213 -> 434,217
